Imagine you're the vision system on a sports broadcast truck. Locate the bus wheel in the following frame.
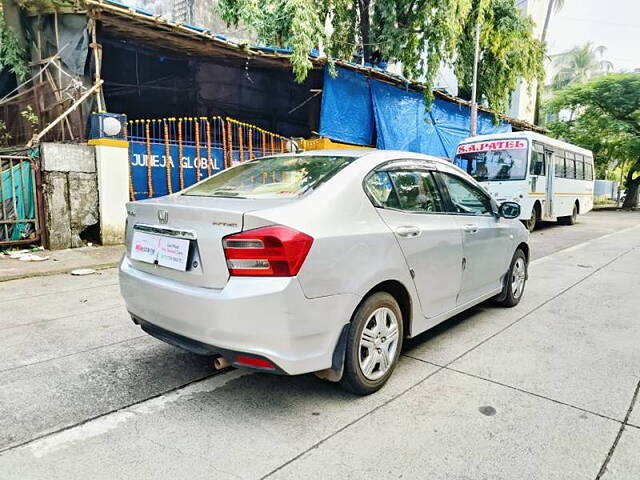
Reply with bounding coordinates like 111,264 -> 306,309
527,204 -> 540,232
559,203 -> 578,225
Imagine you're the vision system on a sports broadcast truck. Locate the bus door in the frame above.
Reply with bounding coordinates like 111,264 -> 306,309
544,149 -> 555,218
529,143 -> 547,215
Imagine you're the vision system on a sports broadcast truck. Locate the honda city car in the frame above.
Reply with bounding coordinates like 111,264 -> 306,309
119,149 -> 529,395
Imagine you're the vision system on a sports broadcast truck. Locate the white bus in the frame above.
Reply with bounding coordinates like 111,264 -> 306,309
454,131 -> 594,231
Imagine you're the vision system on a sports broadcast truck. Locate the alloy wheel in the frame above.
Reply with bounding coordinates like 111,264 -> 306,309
358,307 -> 400,381
511,257 -> 526,299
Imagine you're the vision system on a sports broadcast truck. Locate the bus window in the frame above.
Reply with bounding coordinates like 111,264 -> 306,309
586,161 -> 594,181
565,152 -> 576,179
530,142 -> 545,175
454,140 -> 528,181
575,155 -> 584,180
554,152 -> 566,178
530,150 -> 545,176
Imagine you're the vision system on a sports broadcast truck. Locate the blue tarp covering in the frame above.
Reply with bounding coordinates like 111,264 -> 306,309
371,80 -> 511,158
319,66 -> 512,158
371,80 -> 444,155
319,67 -> 374,146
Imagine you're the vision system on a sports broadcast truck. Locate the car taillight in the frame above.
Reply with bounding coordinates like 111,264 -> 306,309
222,225 -> 313,276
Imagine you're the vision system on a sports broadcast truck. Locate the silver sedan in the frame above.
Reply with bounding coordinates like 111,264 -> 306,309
119,149 -> 529,395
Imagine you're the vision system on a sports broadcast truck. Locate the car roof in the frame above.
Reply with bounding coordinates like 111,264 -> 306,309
292,148 -> 455,167
291,148 -> 372,158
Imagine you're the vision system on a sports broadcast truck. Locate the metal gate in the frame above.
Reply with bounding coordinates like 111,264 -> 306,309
126,117 -> 288,200
0,155 -> 45,247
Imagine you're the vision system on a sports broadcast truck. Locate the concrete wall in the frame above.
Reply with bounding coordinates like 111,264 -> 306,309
41,143 -> 99,250
93,143 -> 129,245
594,179 -> 619,201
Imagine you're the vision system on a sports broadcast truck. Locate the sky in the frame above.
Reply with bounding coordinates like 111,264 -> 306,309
545,0 -> 640,72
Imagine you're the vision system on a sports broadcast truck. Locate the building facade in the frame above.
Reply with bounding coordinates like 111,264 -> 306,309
507,0 -> 548,124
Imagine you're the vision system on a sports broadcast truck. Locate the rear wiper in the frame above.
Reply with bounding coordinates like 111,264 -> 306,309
210,191 -> 247,199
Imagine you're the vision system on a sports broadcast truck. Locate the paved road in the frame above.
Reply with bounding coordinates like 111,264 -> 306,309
1,210 -> 639,479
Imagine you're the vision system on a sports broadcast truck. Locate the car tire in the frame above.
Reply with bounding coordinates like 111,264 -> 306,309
558,203 -> 578,225
494,249 -> 527,308
526,203 -> 540,232
340,292 -> 403,395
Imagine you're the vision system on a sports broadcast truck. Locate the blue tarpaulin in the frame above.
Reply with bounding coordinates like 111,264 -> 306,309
371,80 -> 443,155
319,66 -> 374,146
371,80 -> 511,158
319,66 -> 512,158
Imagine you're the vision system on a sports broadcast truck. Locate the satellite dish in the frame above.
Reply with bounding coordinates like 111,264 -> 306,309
103,116 -> 122,136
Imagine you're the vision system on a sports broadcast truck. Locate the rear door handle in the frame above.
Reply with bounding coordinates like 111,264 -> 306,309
463,224 -> 479,234
396,226 -> 421,238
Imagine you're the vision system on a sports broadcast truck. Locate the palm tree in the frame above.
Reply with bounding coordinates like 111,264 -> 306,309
541,0 -> 566,42
551,43 -> 614,90
534,0 -> 566,124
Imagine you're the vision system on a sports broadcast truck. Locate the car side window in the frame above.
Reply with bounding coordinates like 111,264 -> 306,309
438,172 -> 493,216
387,171 -> 445,213
365,169 -> 445,213
365,171 -> 401,209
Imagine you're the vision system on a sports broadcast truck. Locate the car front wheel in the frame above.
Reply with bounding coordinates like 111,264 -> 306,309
494,248 -> 528,308
340,292 -> 403,395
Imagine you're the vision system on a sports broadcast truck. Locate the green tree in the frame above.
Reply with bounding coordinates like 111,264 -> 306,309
0,8 -> 27,80
551,42 -> 613,90
546,73 -> 640,209
454,0 -> 545,115
218,0 -> 544,113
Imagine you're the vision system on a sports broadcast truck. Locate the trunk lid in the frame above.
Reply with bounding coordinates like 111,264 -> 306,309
125,195 -> 291,288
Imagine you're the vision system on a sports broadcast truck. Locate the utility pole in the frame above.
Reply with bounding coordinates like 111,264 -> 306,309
469,22 -> 481,137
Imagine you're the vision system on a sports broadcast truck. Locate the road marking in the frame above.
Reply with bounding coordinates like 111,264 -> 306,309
0,369 -> 246,458
531,223 -> 640,266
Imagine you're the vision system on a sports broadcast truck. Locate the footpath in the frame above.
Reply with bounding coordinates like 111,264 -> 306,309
0,245 -> 124,282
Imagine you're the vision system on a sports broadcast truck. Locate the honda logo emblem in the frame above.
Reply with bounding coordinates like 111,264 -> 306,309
157,209 -> 169,224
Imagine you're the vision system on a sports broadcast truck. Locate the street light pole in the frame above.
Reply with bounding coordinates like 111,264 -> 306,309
469,22 -> 481,137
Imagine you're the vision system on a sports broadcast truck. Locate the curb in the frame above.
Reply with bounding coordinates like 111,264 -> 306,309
592,206 -> 620,211
0,261 -> 120,283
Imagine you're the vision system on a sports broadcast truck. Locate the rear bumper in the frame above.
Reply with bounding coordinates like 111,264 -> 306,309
119,257 -> 359,375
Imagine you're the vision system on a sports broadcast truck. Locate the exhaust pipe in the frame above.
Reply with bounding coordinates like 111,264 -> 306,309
214,356 -> 230,370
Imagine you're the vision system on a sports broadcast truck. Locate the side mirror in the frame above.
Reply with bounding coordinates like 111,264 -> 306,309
498,201 -> 521,219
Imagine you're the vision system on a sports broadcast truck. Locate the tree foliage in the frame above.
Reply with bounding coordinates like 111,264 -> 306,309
546,73 -> 640,208
455,0 -> 545,114
218,0 -> 544,113
0,10 -> 28,80
550,42 -> 613,91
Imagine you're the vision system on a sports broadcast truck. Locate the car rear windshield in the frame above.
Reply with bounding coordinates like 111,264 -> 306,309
183,155 -> 356,199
